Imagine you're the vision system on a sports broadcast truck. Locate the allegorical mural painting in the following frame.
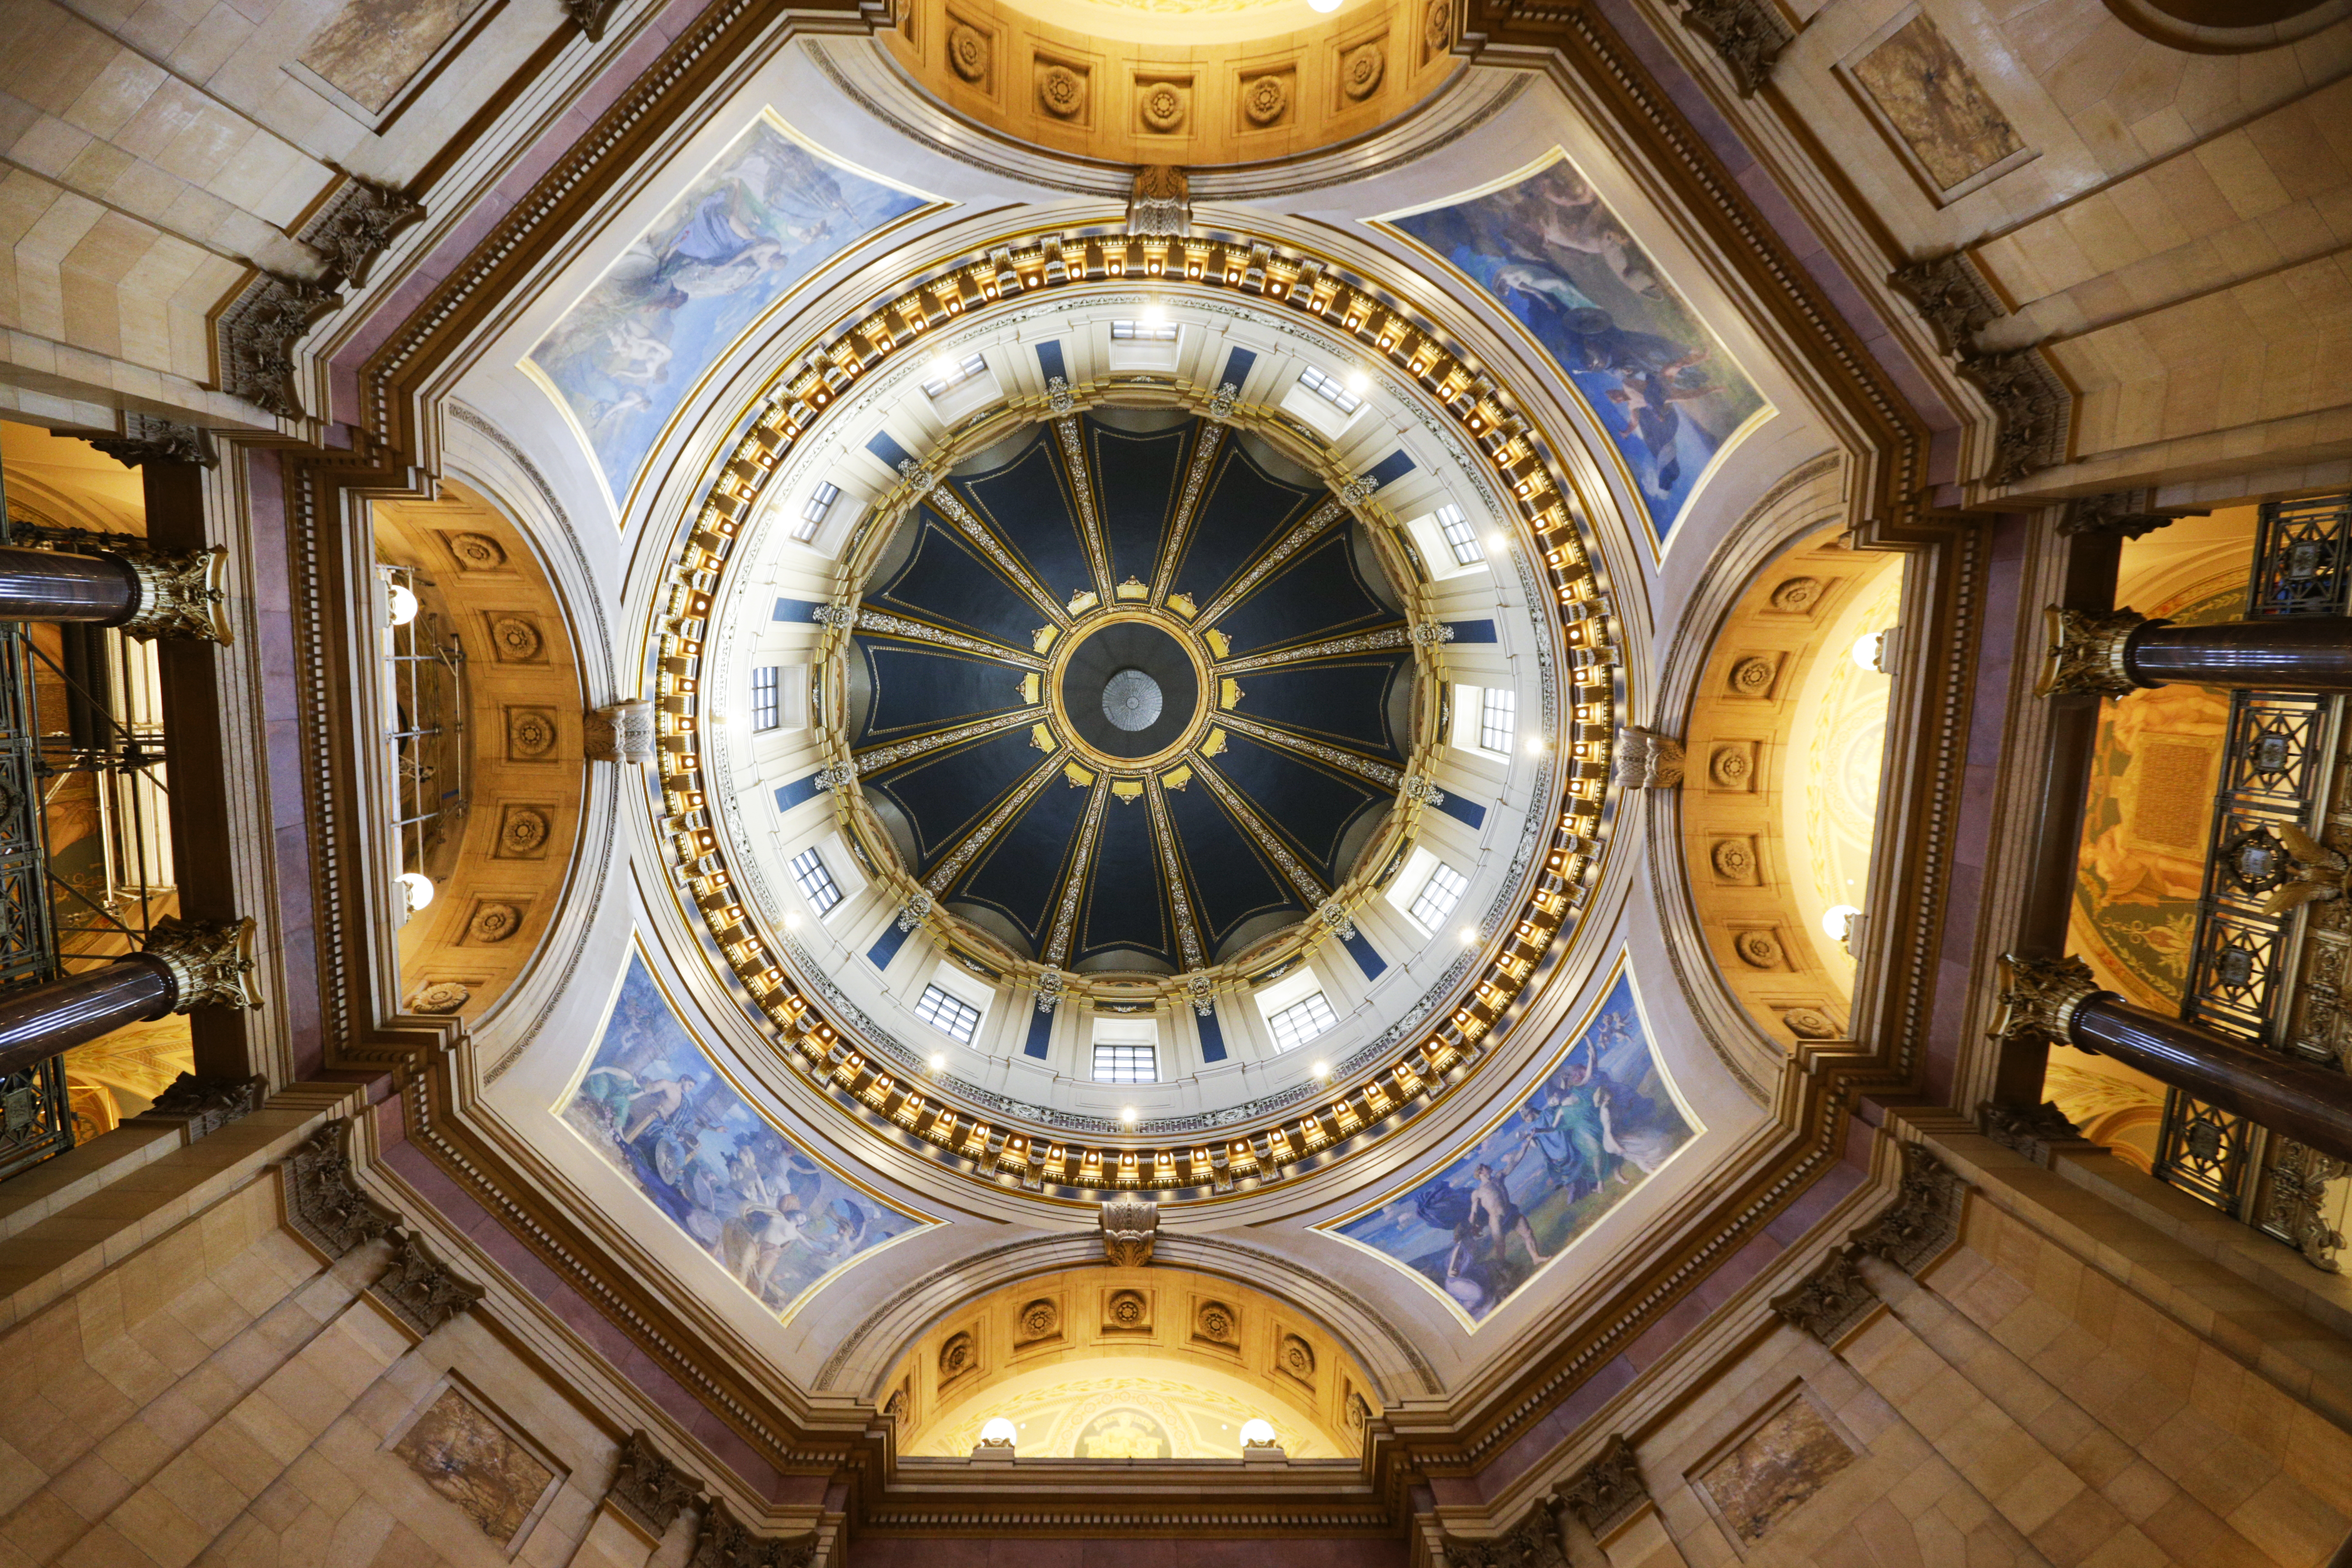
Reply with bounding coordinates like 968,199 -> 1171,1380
2070,547 -> 2250,1010
560,951 -> 926,1317
391,1387 -> 556,1546
1326,965 -> 1695,1325
527,115 -> 928,506
1384,154 -> 1766,546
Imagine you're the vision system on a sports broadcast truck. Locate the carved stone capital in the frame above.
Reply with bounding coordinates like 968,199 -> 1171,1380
1100,1194 -> 1158,1266
2034,607 -> 2151,698
1441,1502 -> 1568,1568
607,1430 -> 705,1538
1990,953 -> 2104,1045
147,1072 -> 267,1140
299,177 -> 424,289
91,414 -> 216,469
119,546 -> 232,644
1849,1143 -> 1967,1274
562,0 -> 625,41
1128,165 -> 1190,236
217,272 -> 340,420
1977,1101 -> 2086,1166
1401,775 -> 1447,808
1612,726 -> 1683,789
690,1500 -> 816,1568
1205,381 -> 1239,420
2056,490 -> 2207,541
1553,1433 -> 1648,1540
1957,349 -> 2071,487
1674,0 -> 1790,97
143,916 -> 261,1010
371,1230 -> 484,1335
586,700 -> 655,764
284,1119 -> 398,1257
1889,251 -> 2005,358
1771,1249 -> 1879,1343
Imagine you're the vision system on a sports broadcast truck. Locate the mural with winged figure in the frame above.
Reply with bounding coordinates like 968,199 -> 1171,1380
1325,965 -> 1695,1325
560,951 -> 926,1317
527,115 -> 928,505
1384,153 -> 1767,546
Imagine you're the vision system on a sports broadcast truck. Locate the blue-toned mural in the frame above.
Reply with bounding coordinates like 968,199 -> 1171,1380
527,117 -> 926,504
561,953 -> 923,1315
1329,969 -> 1693,1324
1388,156 -> 1765,545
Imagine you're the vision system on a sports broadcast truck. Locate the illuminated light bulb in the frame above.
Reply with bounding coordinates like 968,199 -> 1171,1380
1491,533 -> 1511,552
980,1418 -> 1017,1448
1345,369 -> 1369,393
1823,904 -> 1862,943
1120,1106 -> 1138,1124
1140,304 -> 1168,327
1526,736 -> 1547,756
1852,631 -> 1885,672
1460,927 -> 1480,946
398,872 -> 435,912
1306,0 -> 1342,10
1311,1061 -> 1330,1079
386,583 -> 419,627
1240,1419 -> 1278,1449
928,357 -> 957,383
930,1054 -> 946,1072
784,912 -> 801,930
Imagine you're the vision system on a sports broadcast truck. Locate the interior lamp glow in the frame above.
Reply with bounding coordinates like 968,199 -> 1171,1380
1345,369 -> 1369,392
1823,904 -> 1862,943
1306,0 -> 1341,12
1460,927 -> 1480,946
398,872 -> 436,912
980,1418 -> 1017,1448
1851,631 -> 1885,672
1240,1419 -> 1278,1449
929,1054 -> 946,1073
385,583 -> 419,627
1120,1106 -> 1137,1124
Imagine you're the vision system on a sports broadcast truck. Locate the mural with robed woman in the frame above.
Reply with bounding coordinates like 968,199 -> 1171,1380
1379,152 -> 1767,549
1323,963 -> 1696,1326
559,950 -> 929,1318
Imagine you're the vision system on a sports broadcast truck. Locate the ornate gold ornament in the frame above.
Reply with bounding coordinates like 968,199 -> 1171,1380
2034,606 -> 2151,698
117,546 -> 233,645
144,916 -> 261,1011
1989,953 -> 2104,1044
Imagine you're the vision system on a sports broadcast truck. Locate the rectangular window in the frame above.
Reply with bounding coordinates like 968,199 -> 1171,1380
794,482 -> 839,542
751,666 -> 782,732
789,848 -> 842,916
1110,320 -> 1179,341
1409,861 -> 1468,931
920,353 -> 990,397
1295,364 -> 1363,414
1435,504 -> 1484,567
1479,687 -> 1516,755
916,983 -> 981,1044
1091,1043 -> 1158,1083
1267,991 -> 1338,1052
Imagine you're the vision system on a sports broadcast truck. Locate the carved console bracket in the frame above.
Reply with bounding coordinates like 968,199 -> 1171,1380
92,413 -> 217,469
1769,1248 -> 1879,1344
1100,1194 -> 1158,1266
1553,1432 -> 1650,1540
587,700 -> 656,764
1977,1100 -> 2087,1166
1440,1501 -> 1568,1568
370,1230 -> 485,1335
147,1072 -> 267,1141
563,0 -> 627,42
1887,250 -> 2074,486
1612,726 -> 1683,789
283,1119 -> 398,1257
219,175 -> 423,420
2057,490 -> 2209,541
1674,0 -> 1791,97
607,1430 -> 706,1538
1129,166 -> 1191,236
691,1501 -> 818,1568
297,177 -> 425,290
1849,1142 -> 1967,1274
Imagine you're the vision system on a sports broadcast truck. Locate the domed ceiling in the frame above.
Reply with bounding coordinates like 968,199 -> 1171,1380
848,410 -> 1413,975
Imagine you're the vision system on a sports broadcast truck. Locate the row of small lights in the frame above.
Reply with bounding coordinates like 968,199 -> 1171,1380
648,229 -> 1615,1200
974,1416 -> 1282,1454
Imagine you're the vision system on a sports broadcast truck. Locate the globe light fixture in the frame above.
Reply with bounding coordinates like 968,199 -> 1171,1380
386,583 -> 419,627
980,1417 -> 1017,1448
1822,904 -> 1862,944
1306,0 -> 1342,14
398,871 -> 436,912
1851,631 -> 1885,672
1240,1419 -> 1278,1449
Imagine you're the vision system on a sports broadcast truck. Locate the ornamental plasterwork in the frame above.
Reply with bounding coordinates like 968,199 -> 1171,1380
659,231 -> 1613,1196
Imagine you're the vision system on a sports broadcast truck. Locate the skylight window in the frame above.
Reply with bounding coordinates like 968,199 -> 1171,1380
1092,1043 -> 1157,1083
794,482 -> 839,541
1295,364 -> 1363,414
1408,861 -> 1468,932
1111,320 -> 1179,341
916,983 -> 980,1044
1480,688 -> 1517,755
1267,991 -> 1338,1052
789,848 -> 841,916
1435,504 -> 1483,567
920,353 -> 989,397
751,666 -> 781,731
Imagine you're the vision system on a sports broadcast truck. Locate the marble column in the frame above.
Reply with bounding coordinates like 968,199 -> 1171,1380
2039,608 -> 2352,696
